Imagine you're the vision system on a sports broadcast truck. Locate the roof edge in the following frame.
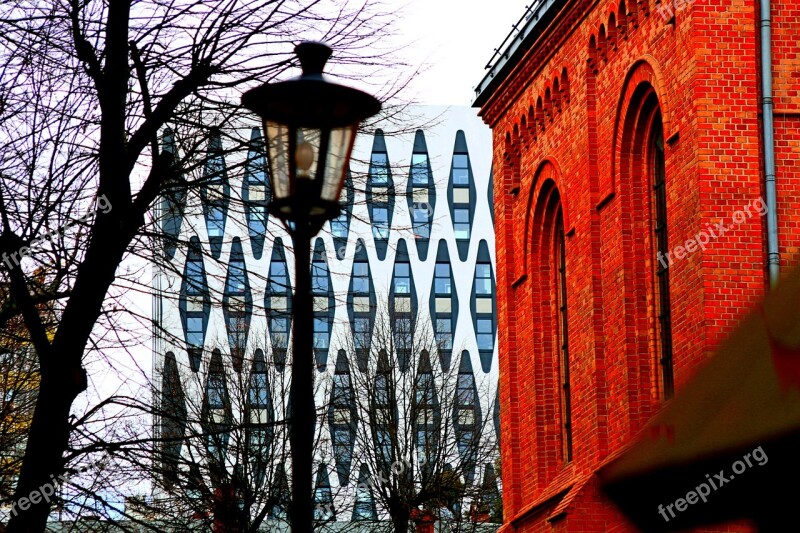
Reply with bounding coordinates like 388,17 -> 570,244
472,0 -> 563,109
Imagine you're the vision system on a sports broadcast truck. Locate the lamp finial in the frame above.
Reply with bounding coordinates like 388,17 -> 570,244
295,42 -> 332,77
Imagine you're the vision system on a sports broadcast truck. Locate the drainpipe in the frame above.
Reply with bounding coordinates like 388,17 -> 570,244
760,0 -> 780,287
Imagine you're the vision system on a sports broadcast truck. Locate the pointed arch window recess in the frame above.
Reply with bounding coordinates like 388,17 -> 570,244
651,119 -> 673,400
554,212 -> 572,462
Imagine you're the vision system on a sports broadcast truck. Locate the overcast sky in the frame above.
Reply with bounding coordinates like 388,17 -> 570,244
392,0 -> 530,106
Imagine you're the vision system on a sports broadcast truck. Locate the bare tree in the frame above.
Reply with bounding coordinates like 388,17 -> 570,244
331,297 -> 501,533
53,327 -> 372,533
146,335 -> 293,533
0,0 -> 411,529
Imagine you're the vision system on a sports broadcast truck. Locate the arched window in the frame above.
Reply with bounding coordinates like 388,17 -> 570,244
608,13 -> 618,49
617,72 -> 672,409
529,172 -> 571,467
553,210 -> 572,461
650,116 -> 673,398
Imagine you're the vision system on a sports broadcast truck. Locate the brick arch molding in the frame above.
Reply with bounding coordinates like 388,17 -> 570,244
605,56 -> 674,200
520,159 -> 574,281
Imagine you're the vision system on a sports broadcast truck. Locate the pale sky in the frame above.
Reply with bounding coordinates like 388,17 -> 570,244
392,0 -> 530,106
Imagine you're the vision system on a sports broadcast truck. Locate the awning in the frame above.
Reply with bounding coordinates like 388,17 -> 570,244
599,268 -> 800,531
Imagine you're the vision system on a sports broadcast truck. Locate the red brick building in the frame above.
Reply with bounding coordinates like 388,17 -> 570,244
474,0 -> 800,531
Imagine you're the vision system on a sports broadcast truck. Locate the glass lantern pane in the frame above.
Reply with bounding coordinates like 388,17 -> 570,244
296,127 -> 321,181
265,121 -> 290,200
321,125 -> 357,203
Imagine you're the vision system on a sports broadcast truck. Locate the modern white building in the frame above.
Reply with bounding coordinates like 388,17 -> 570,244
151,105 -> 499,529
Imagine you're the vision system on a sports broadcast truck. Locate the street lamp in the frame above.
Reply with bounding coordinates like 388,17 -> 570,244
242,41 -> 380,532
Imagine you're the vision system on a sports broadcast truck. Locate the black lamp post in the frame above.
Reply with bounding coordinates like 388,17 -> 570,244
242,42 -> 380,532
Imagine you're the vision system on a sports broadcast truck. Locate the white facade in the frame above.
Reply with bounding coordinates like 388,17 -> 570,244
152,105 -> 499,526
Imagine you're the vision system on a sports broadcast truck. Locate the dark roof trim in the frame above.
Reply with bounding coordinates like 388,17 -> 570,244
473,0 -> 563,108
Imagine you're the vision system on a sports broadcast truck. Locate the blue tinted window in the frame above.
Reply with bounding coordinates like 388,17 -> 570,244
454,208 -> 470,240
207,375 -> 226,409
372,208 -> 389,239
314,485 -> 333,520
331,214 -> 348,238
434,264 -> 451,295
394,263 -> 410,294
227,261 -> 246,294
354,317 -> 370,334
333,428 -> 351,461
248,207 -> 265,235
376,429 -> 392,465
436,318 -> 452,349
312,263 -> 328,293
477,319 -> 494,350
249,372 -> 268,407
314,318 -> 330,349
476,264 -> 492,295
187,317 -> 204,348
354,317 -> 370,351
411,153 -> 429,185
416,372 -> 434,404
271,318 -> 288,334
187,261 -> 204,295
208,206 -> 224,237
452,154 -> 470,185
353,263 -> 369,294
270,318 -> 289,347
269,262 -> 288,293
370,153 -> 389,185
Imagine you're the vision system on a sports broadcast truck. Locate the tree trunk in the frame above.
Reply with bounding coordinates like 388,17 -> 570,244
392,509 -> 411,533
6,367 -> 83,532
7,212 -> 129,531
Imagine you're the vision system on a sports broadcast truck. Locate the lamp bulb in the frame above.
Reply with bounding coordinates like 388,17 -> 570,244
296,141 -> 315,173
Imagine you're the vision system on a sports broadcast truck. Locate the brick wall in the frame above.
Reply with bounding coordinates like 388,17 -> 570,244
477,0 -> 800,530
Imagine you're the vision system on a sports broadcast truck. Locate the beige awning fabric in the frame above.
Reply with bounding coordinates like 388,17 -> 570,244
599,268 -> 800,531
